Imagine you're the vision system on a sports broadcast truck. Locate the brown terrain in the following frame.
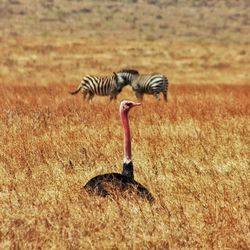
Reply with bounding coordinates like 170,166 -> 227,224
0,0 -> 249,249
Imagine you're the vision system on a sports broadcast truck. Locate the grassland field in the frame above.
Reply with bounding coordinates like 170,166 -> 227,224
0,78 -> 249,249
0,0 -> 250,249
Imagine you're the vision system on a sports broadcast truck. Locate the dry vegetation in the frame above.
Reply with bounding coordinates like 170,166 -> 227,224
0,0 -> 250,249
0,84 -> 249,249
0,36 -> 249,87
1,0 -> 250,44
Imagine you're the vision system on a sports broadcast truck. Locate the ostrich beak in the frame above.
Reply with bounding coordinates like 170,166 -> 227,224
132,102 -> 141,107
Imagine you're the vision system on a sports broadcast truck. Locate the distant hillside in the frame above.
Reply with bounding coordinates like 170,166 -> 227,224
0,0 -> 249,44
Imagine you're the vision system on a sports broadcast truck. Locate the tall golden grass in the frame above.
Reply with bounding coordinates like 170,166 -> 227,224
0,83 -> 249,249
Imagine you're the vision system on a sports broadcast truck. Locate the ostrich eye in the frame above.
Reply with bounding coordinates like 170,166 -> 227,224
122,102 -> 133,111
124,104 -> 131,110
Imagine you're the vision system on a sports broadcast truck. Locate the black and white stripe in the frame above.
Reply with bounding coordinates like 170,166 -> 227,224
70,73 -> 125,101
115,69 -> 139,85
131,74 -> 169,101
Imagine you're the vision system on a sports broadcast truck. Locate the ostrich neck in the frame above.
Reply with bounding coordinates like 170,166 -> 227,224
121,111 -> 131,162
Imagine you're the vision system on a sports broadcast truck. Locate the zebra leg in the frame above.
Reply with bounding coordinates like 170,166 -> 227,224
163,91 -> 168,102
82,91 -> 87,100
135,92 -> 143,101
109,96 -> 114,103
154,92 -> 160,100
110,93 -> 117,101
87,93 -> 94,102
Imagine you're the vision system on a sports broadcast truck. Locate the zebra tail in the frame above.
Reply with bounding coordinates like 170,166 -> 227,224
69,84 -> 82,95
163,75 -> 168,85
162,76 -> 169,90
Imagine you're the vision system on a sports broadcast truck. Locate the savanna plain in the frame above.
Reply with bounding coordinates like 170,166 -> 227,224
0,0 -> 250,249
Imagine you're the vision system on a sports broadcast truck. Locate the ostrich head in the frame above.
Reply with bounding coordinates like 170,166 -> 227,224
120,100 -> 141,114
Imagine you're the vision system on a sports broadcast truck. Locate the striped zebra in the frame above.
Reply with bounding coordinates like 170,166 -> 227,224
130,73 -> 169,101
109,69 -> 140,96
114,69 -> 139,85
70,72 -> 126,101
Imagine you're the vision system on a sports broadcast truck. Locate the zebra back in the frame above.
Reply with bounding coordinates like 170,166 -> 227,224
131,73 -> 169,101
81,74 -> 117,96
132,74 -> 167,91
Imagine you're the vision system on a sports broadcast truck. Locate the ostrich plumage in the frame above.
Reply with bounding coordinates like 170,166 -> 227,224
83,100 -> 154,202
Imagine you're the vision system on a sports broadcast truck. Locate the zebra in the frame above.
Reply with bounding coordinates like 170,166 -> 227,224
109,69 -> 140,96
114,69 -> 140,85
130,73 -> 169,101
70,72 -> 126,101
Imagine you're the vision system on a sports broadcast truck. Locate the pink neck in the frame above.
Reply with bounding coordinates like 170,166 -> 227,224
121,111 -> 131,162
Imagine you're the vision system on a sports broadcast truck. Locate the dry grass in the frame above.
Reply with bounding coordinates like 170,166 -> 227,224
1,0 -> 250,44
0,1 -> 250,247
0,83 -> 249,249
1,36 -> 249,87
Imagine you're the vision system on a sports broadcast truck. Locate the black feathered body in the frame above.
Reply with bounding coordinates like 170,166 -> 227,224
83,162 -> 154,202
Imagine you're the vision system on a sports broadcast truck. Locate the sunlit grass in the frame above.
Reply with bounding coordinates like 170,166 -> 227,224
0,83 -> 249,249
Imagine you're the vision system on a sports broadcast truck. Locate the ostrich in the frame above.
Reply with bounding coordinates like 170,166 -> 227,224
83,100 -> 154,202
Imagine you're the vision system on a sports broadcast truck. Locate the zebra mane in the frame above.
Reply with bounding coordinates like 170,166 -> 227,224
117,69 -> 139,75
